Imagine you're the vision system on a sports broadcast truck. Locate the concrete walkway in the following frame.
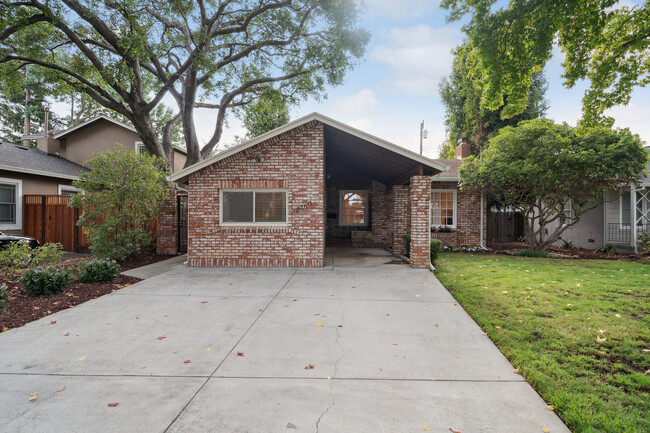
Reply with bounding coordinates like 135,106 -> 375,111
0,250 -> 570,433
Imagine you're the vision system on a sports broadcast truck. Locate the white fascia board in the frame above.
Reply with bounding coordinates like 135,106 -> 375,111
0,164 -> 80,180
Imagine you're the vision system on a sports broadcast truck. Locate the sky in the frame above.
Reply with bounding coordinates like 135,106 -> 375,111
51,0 -> 650,158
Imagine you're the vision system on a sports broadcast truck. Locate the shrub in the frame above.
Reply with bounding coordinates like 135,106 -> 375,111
0,283 -> 9,309
430,238 -> 442,263
514,249 -> 549,258
78,259 -> 120,283
21,266 -> 73,296
561,239 -> 575,249
71,146 -> 170,261
597,244 -> 617,255
0,241 -> 32,274
32,243 -> 64,267
403,234 -> 411,257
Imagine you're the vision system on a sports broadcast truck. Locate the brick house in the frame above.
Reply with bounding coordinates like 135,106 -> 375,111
429,141 -> 487,249
169,113 -> 451,268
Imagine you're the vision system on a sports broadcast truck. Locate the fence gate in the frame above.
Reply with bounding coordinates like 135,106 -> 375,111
177,195 -> 188,254
23,195 -> 89,252
487,209 -> 525,243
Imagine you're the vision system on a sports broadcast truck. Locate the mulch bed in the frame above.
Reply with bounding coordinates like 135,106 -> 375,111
0,252 -> 177,331
488,242 -> 642,261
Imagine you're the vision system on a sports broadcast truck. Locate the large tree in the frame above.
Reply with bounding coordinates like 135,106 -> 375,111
439,43 -> 548,156
459,119 -> 649,250
0,0 -> 369,168
441,0 -> 650,127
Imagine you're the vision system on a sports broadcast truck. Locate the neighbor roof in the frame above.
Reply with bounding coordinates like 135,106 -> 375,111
54,115 -> 138,139
0,142 -> 88,180
430,159 -> 461,182
171,112 -> 446,183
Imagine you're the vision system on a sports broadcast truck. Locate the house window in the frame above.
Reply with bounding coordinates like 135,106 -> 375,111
135,142 -> 150,156
0,177 -> 22,230
339,190 -> 369,226
559,200 -> 573,226
620,191 -> 631,227
58,185 -> 82,195
431,190 -> 456,227
221,190 -> 287,224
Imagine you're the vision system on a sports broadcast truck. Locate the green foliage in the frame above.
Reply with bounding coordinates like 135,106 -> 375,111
439,43 -> 549,154
403,234 -> 411,257
597,244 -> 618,255
0,242 -> 63,274
21,266 -> 73,296
438,140 -> 457,159
459,119 -> 649,250
441,0 -> 650,127
561,240 -> 575,249
241,87 -> 290,139
514,249 -> 550,258
0,283 -> 9,309
430,239 -> 442,263
639,233 -> 650,255
435,253 -> 650,432
0,1 -> 369,165
71,146 -> 170,261
78,259 -> 120,283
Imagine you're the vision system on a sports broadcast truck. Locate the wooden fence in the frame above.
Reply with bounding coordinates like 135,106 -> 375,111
487,209 -> 525,243
23,195 -> 88,252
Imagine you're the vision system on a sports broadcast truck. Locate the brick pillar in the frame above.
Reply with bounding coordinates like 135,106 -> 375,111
157,189 -> 178,255
409,175 -> 431,268
392,185 -> 409,255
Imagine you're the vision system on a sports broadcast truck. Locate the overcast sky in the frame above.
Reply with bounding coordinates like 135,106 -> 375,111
53,0 -> 650,158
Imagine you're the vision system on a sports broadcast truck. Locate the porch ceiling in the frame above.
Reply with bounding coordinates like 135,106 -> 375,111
324,125 -> 440,185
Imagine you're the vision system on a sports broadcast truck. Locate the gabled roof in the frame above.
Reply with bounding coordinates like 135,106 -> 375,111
54,115 -> 137,139
0,142 -> 88,180
171,112 -> 446,183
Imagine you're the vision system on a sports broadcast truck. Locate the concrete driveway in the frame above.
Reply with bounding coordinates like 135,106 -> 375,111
0,249 -> 569,433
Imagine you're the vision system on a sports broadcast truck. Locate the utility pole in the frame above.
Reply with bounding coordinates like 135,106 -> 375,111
419,121 -> 428,155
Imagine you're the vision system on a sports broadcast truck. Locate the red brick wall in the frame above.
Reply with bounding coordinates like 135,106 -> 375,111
392,185 -> 409,254
409,176 -> 431,268
157,189 -> 178,255
431,181 -> 486,248
187,121 -> 325,267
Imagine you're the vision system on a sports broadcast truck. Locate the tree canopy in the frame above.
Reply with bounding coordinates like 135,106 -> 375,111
438,43 -> 548,156
241,86 -> 290,139
441,0 -> 650,128
0,0 -> 369,167
459,119 -> 649,250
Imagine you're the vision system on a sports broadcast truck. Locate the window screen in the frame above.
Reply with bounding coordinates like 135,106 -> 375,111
0,183 -> 16,224
621,192 -> 631,225
222,190 -> 286,224
431,191 -> 454,226
340,191 -> 368,226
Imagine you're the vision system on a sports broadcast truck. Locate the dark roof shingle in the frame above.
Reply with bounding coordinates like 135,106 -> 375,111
0,143 -> 88,179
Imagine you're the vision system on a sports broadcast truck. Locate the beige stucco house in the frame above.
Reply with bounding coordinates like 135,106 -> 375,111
0,115 -> 186,235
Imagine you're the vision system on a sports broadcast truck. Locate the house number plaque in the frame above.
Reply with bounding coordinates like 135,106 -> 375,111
296,201 -> 313,212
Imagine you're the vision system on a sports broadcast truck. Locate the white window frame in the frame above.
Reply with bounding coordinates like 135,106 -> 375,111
135,141 -> 148,155
0,177 -> 22,230
339,190 -> 370,227
219,189 -> 289,226
58,184 -> 83,195
559,200 -> 573,227
431,189 -> 457,228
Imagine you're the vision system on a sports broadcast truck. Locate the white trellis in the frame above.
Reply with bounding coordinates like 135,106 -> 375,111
631,185 -> 650,253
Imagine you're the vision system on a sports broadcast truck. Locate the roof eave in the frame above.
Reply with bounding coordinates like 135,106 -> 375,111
0,164 -> 81,181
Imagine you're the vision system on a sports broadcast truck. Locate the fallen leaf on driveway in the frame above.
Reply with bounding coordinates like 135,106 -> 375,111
107,403 -> 119,407
64,332 -> 70,336
392,342 -> 398,346
422,427 -> 430,431
50,321 -> 56,325
546,404 -> 554,411
316,322 -> 323,327
237,352 -> 244,356
78,356 -> 86,361
157,336 -> 166,340
201,301 -> 208,304
304,364 -> 314,370
513,368 -> 520,374
56,386 -> 66,393
184,360 -> 191,364
542,429 -> 550,433
416,295 -> 421,298
206,347 -> 211,351
449,429 -> 461,433
434,323 -> 439,328
28,392 -> 38,402
386,313 -> 390,316
286,423 -> 297,429
2,327 -> 8,332
259,309 -> 263,312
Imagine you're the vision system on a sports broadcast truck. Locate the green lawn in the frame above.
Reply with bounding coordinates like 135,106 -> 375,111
435,253 -> 649,433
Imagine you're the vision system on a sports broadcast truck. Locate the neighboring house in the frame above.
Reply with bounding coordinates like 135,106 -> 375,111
558,147 -> 650,252
168,112 -> 480,268
1,115 -> 187,236
429,141 -> 487,249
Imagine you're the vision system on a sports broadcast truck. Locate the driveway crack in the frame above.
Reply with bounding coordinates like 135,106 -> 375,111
315,297 -> 345,433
